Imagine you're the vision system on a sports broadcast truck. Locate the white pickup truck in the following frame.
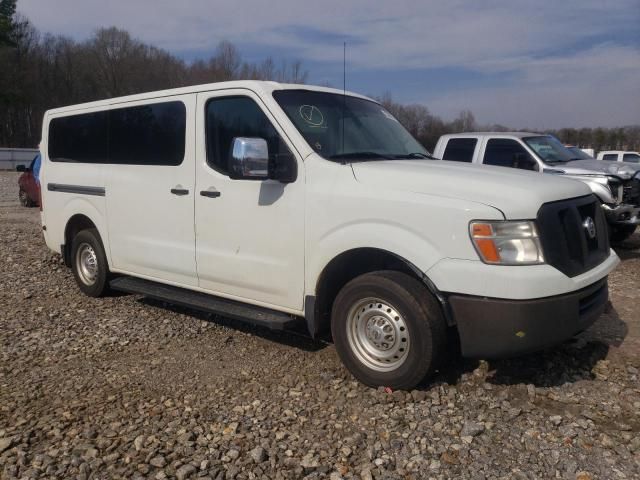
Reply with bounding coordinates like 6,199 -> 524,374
597,151 -> 640,163
434,132 -> 640,242
40,83 -> 619,389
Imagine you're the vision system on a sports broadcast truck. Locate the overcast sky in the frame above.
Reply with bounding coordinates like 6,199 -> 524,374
18,0 -> 640,129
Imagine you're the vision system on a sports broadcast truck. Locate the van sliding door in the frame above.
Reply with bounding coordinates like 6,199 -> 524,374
105,95 -> 198,286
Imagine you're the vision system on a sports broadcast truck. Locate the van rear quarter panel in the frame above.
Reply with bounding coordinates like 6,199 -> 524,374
41,111 -> 110,264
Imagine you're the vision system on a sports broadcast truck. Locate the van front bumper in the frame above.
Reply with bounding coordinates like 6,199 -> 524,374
448,278 -> 608,358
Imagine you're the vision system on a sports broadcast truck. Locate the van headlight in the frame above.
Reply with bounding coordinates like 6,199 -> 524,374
469,221 -> 544,265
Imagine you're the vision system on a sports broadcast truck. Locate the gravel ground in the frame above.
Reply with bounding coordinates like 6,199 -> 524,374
1,171 -> 639,480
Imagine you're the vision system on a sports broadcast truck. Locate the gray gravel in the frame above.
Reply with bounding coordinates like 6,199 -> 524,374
1,171 -> 639,479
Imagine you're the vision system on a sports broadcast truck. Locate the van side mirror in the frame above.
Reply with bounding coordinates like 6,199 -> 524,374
16,164 -> 27,172
229,137 -> 269,180
228,137 -> 297,183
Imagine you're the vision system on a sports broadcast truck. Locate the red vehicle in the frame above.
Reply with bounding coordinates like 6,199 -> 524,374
16,156 -> 41,207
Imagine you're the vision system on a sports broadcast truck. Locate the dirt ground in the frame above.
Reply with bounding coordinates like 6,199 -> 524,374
1,171 -> 638,479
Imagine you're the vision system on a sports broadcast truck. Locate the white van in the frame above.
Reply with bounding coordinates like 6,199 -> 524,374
40,81 -> 619,389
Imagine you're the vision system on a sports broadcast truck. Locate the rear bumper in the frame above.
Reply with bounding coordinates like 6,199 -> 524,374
448,278 -> 608,358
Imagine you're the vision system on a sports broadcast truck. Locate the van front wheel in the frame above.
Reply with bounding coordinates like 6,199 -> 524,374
331,271 -> 446,390
71,228 -> 110,297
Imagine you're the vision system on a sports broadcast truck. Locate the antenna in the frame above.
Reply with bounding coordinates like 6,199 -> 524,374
342,41 -> 346,155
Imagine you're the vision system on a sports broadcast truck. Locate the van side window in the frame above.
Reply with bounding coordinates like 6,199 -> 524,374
483,139 -> 537,171
622,153 -> 639,163
206,96 -> 293,175
49,111 -> 108,163
602,154 -> 618,161
109,102 -> 186,165
443,138 -> 476,162
48,101 -> 186,165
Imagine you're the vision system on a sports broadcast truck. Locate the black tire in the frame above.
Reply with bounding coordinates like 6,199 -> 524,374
70,228 -> 111,297
609,224 -> 636,243
19,189 -> 34,207
331,271 -> 447,390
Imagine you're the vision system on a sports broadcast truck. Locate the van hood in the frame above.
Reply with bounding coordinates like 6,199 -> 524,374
351,160 -> 591,219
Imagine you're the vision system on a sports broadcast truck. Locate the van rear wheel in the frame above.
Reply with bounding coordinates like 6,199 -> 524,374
71,228 -> 110,297
331,271 -> 446,390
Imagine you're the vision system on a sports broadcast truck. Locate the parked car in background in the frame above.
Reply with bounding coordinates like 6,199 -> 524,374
434,133 -> 640,242
597,151 -> 640,163
39,82 -> 619,390
16,156 -> 40,207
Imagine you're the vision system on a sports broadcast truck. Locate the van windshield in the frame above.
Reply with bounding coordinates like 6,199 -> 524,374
273,90 -> 432,161
523,135 -> 578,164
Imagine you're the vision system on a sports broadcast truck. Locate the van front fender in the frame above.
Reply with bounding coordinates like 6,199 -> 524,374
306,219 -> 443,296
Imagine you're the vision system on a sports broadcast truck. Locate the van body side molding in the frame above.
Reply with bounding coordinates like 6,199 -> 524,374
47,183 -> 105,196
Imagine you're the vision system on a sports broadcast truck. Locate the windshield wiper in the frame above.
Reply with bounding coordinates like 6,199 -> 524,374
329,151 -> 390,161
393,152 -> 438,160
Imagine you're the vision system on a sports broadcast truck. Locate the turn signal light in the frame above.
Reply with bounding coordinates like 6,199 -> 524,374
469,221 -> 544,265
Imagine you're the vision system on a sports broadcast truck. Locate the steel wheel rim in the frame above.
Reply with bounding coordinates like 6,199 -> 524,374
345,297 -> 410,372
76,243 -> 98,286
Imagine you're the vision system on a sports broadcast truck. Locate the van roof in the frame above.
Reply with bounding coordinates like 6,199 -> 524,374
45,80 -> 375,115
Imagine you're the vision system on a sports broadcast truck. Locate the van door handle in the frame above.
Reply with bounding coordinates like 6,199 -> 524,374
170,188 -> 189,196
200,190 -> 221,198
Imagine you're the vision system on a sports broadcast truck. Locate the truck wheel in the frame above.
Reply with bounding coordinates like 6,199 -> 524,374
331,271 -> 446,390
71,228 -> 110,297
610,225 -> 636,243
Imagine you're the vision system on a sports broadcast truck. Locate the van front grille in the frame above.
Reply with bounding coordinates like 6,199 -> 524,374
536,195 -> 610,277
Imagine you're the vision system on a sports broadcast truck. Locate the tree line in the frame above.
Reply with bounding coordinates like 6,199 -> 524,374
1,0 -> 638,152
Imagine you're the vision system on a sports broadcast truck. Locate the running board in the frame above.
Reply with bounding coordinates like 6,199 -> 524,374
109,276 -> 298,330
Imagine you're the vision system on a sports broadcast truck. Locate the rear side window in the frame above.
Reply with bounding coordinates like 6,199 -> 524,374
206,96 -> 292,175
442,138 -> 477,162
602,154 -> 618,161
483,139 -> 537,171
48,101 -> 186,165
622,153 -> 640,163
49,111 -> 108,163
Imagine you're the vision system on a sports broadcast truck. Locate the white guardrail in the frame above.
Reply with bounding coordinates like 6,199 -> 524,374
0,148 -> 39,170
